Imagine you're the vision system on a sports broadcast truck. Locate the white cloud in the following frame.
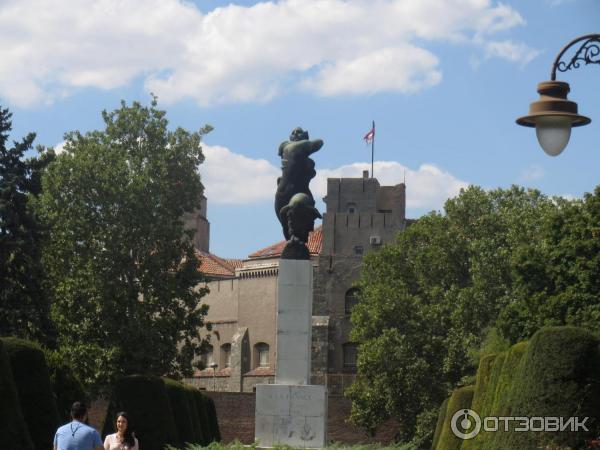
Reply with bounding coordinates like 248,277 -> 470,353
302,46 -> 442,96
313,161 -> 469,210
483,40 -> 541,66
0,0 -> 534,107
200,144 -> 468,211
199,144 -> 279,204
53,141 -> 67,155
518,164 -> 545,182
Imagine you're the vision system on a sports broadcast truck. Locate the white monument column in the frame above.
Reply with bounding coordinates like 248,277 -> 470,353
255,259 -> 327,448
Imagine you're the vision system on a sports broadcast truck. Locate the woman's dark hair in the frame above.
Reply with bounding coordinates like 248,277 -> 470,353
115,411 -> 135,448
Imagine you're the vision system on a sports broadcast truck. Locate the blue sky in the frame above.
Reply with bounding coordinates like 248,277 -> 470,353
2,0 -> 599,258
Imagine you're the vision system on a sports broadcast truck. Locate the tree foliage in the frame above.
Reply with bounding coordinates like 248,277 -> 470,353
498,187 -> 600,341
36,98 -> 211,387
0,106 -> 55,344
347,185 -> 560,439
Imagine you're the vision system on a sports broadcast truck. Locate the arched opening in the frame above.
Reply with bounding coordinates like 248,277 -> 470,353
254,342 -> 269,368
345,288 -> 360,315
221,343 -> 231,368
201,344 -> 214,368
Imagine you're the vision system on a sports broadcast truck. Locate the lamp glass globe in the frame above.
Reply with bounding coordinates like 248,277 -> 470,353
535,115 -> 572,156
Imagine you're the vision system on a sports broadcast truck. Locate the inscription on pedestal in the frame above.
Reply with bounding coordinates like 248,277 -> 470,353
255,384 -> 327,448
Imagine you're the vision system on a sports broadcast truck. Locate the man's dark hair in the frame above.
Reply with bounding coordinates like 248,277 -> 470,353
71,402 -> 87,420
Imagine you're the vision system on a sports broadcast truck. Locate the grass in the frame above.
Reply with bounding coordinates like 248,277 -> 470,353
166,441 -> 415,450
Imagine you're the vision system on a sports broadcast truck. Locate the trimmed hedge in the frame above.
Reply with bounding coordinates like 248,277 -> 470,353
500,326 -> 600,450
164,378 -> 197,446
432,397 -> 449,450
436,385 -> 474,450
2,337 -> 60,450
486,341 -> 527,449
490,341 -> 527,418
45,351 -> 87,422
183,384 -> 205,445
103,375 -> 179,450
0,339 -> 34,450
192,388 -> 216,445
462,353 -> 502,450
205,394 -> 222,442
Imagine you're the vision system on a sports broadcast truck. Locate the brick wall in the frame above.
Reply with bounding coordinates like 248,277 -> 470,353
205,391 -> 399,445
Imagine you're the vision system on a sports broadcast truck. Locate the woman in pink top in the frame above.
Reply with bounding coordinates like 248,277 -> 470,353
104,411 -> 139,450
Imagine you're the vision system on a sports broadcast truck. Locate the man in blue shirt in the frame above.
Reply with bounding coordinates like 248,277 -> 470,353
54,402 -> 103,450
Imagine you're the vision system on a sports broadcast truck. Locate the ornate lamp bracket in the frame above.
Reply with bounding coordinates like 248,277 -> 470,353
551,33 -> 600,81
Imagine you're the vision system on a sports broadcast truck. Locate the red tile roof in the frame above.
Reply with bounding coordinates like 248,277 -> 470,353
244,367 -> 275,376
193,367 -> 232,377
248,226 -> 322,259
197,251 -> 241,278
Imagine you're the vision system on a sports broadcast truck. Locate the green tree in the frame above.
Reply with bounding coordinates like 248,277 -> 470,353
0,106 -> 55,344
347,185 -> 558,440
36,98 -> 211,388
498,187 -> 600,342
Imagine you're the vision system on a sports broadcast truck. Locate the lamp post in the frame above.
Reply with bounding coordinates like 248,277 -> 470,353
516,34 -> 599,156
209,362 -> 218,391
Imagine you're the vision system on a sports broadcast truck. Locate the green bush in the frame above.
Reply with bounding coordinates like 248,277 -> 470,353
485,341 -> 527,449
192,389 -> 217,445
45,350 -> 87,422
432,398 -> 449,450
206,395 -> 222,442
183,384 -> 205,444
103,375 -> 179,450
500,326 -> 600,450
2,337 -> 60,450
0,339 -> 35,450
435,385 -> 474,450
164,378 -> 198,446
461,353 -> 499,450
489,341 -> 527,418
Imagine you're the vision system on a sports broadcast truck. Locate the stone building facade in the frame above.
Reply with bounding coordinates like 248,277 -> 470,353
185,172 -> 408,393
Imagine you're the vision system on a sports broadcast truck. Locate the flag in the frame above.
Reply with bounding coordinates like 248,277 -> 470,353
363,124 -> 375,144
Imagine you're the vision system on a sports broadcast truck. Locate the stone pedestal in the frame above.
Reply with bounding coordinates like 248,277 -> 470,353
255,384 -> 327,448
255,259 -> 327,448
276,259 -> 313,385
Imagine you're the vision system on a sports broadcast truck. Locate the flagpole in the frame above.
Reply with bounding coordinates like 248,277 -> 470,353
371,120 -> 375,178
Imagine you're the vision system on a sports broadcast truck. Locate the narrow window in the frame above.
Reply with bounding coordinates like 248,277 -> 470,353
345,288 -> 360,315
221,343 -> 231,368
255,342 -> 269,368
343,343 -> 358,369
201,344 -> 214,368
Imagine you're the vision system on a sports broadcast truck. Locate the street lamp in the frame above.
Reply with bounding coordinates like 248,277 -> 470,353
516,34 -> 599,156
209,362 -> 218,391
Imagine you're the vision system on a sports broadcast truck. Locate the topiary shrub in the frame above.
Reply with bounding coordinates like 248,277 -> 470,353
205,394 -> 221,442
486,341 -> 527,449
192,389 -> 214,445
490,341 -> 527,418
0,339 -> 35,450
501,326 -> 600,450
2,337 -> 60,450
103,375 -> 179,450
163,378 -> 197,446
45,350 -> 87,422
462,353 -> 500,450
432,397 -> 449,450
183,384 -> 205,444
435,385 -> 474,450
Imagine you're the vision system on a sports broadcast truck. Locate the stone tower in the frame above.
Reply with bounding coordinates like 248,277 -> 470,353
312,171 -> 407,384
184,194 -> 210,252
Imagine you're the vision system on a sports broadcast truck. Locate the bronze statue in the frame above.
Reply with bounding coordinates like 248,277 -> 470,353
275,127 -> 323,259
